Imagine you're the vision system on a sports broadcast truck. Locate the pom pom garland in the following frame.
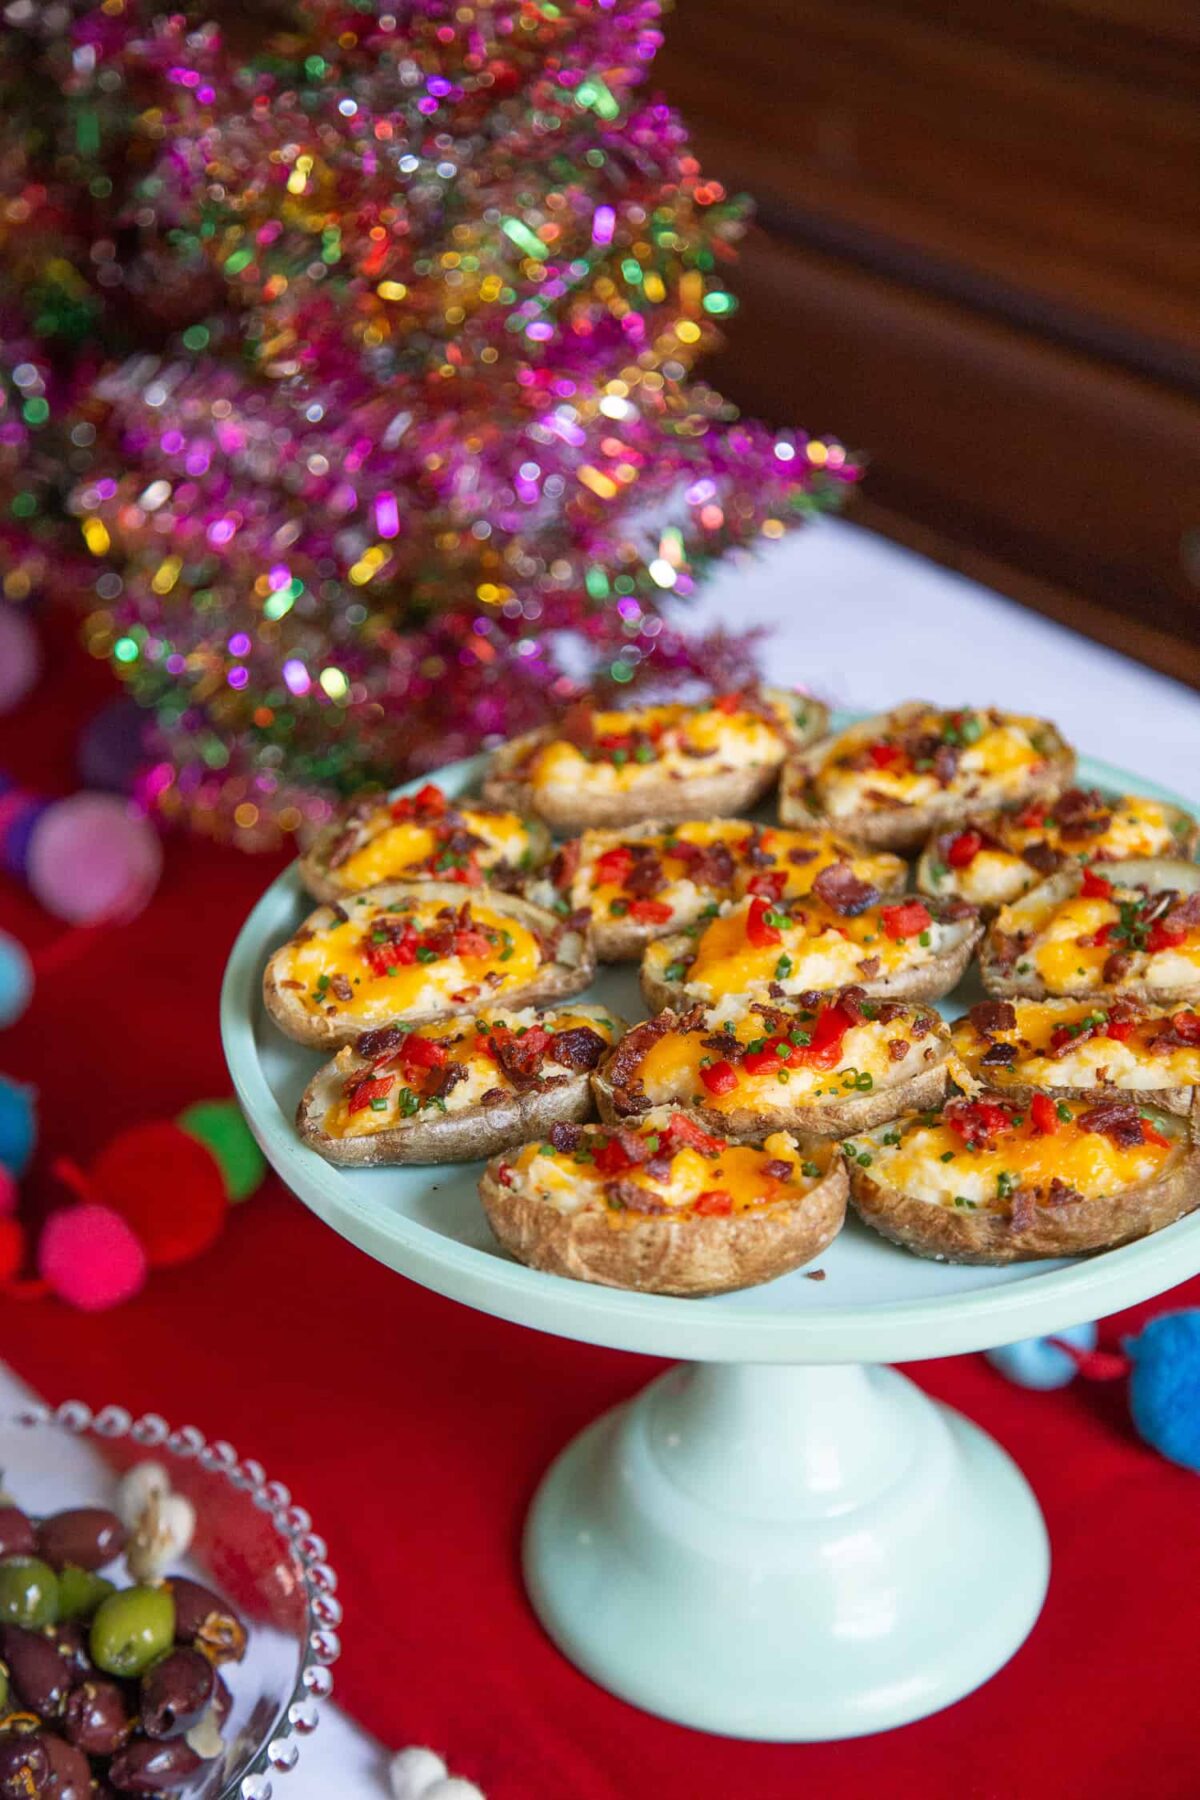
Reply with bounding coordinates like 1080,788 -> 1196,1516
37,1200 -> 148,1312
0,1167 -> 16,1218
0,774 -> 163,925
176,1099 -> 266,1203
984,1322 -> 1098,1391
0,932 -> 34,1028
89,1121 -> 228,1268
0,608 -> 39,715
0,1217 -> 23,1285
0,1077 -> 36,1177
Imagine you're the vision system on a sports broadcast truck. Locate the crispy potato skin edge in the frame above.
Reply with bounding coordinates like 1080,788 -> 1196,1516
848,1145 -> 1200,1264
591,1055 -> 951,1142
296,1067 -> 598,1167
262,881 -> 595,1048
478,1158 -> 848,1296
779,708 -> 1075,851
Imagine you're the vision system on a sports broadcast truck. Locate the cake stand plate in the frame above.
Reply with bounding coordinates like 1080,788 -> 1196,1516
222,745 -> 1200,1741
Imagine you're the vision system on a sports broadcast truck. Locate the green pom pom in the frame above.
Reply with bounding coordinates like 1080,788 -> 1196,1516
176,1099 -> 265,1203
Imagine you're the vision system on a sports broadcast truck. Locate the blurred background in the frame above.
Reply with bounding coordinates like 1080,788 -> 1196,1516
661,0 -> 1200,688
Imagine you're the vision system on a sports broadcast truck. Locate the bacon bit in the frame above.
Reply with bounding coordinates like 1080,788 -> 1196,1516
480,1088 -> 508,1106
549,1122 -> 583,1152
660,1114 -> 725,1156
811,861 -> 880,917
856,956 -> 882,978
805,1268 -> 827,1281
1009,1187 -> 1038,1234
787,845 -> 819,865
991,931 -> 1030,970
1022,841 -> 1064,877
605,1014 -> 673,1099
607,1179 -> 668,1214
1046,1177 -> 1083,1207
550,839 -> 581,891
688,841 -> 737,890
692,1190 -> 733,1216
1171,1011 -> 1200,1045
932,744 -> 960,787
969,1000 -> 1017,1038
981,1042 -> 1018,1067
550,1026 -> 609,1070
763,1158 -> 794,1181
1077,1101 -> 1148,1148
1102,950 -> 1133,985
886,1037 -> 910,1062
329,974 -> 353,1003
280,979 -> 304,990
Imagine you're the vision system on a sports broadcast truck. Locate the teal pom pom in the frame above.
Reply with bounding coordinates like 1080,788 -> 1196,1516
1127,1312 -> 1200,1472
986,1321 -> 1098,1390
0,933 -> 32,1028
0,1076 -> 36,1177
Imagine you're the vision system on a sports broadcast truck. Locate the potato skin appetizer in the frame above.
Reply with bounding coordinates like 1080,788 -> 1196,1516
529,821 -> 906,963
981,859 -> 1200,1003
592,991 -> 951,1141
298,1004 -> 621,1167
641,885 -> 981,1013
482,687 -> 827,832
480,1112 -> 847,1296
298,781 -> 550,902
781,702 -> 1075,851
952,997 -> 1200,1117
264,882 -> 595,1048
846,1092 -> 1199,1264
917,787 -> 1199,912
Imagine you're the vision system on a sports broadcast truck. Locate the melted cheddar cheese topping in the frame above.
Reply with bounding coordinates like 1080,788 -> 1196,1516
812,707 -> 1055,821
994,878 -> 1200,996
858,1099 -> 1182,1211
565,820 -> 749,925
951,1000 -> 1200,1094
332,804 -> 536,893
275,895 -> 544,1026
644,896 -> 954,1002
502,1119 -> 832,1220
731,828 -> 907,902
634,1002 -> 944,1111
325,1006 -> 619,1137
527,695 -> 799,796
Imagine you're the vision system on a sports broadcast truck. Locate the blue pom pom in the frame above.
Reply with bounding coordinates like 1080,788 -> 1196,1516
0,1075 -> 35,1177
1127,1311 -> 1200,1471
0,932 -> 33,1028
986,1320 -> 1099,1390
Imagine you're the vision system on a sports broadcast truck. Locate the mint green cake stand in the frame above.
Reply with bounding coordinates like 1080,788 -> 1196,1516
222,749 -> 1200,1742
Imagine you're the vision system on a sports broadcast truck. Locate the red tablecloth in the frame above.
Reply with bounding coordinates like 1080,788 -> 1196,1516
2,628 -> 1198,1799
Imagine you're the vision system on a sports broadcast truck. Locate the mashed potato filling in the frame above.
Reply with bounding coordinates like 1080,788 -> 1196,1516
334,803 -> 535,891
528,696 -> 796,797
951,999 -> 1200,1095
814,708 -> 1052,819
995,873 -> 1200,997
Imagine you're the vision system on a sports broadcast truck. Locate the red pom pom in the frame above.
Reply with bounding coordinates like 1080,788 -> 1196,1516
0,1216 -> 23,1283
89,1122 -> 227,1268
38,1205 -> 147,1311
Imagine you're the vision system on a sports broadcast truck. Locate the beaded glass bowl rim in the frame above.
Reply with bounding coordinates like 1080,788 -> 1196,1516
0,1399 -> 340,1800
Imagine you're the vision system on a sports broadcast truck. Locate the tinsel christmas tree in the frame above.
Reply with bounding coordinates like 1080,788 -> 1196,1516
2,1 -> 859,846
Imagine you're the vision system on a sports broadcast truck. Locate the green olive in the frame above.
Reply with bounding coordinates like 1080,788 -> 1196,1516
0,1556 -> 59,1628
0,1665 -> 9,1712
56,1565 -> 116,1622
89,1585 -> 175,1679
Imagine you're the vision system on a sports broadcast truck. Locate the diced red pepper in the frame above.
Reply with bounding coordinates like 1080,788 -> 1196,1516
628,898 -> 673,925
867,741 -> 903,769
593,1138 -> 635,1177
362,926 -> 418,976
746,870 -> 787,902
398,1035 -> 448,1071
660,1114 -> 725,1156
1171,1012 -> 1200,1044
1049,1026 -> 1075,1053
1141,1121 -> 1173,1149
700,1060 -> 739,1096
746,896 -> 782,948
443,859 -> 483,887
1104,1018 -> 1135,1042
796,1002 -> 855,1068
880,901 -> 933,941
391,782 -> 446,822
1148,916 -> 1189,954
946,830 -> 984,869
595,732 -> 636,756
712,692 -> 743,714
1015,804 -> 1046,830
692,1190 -> 733,1215
594,846 -> 635,887
947,1099 -> 1012,1146
1080,868 -> 1113,899
453,926 -> 495,959
743,1038 -> 787,1076
1030,1093 -> 1059,1136
346,1074 -> 395,1115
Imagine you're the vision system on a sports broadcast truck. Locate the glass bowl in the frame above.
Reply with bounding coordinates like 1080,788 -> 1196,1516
0,1398 -> 340,1800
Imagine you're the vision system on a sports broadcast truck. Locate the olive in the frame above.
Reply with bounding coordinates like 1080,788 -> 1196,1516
107,1738 -> 204,1794
0,1628 -> 70,1717
55,1567 -> 115,1623
211,1670 -> 232,1728
0,1560 -> 58,1630
0,1515 -> 35,1564
41,1735 -> 91,1800
167,1578 -> 246,1665
62,1678 -> 132,1757
89,1586 -> 174,1679
140,1647 -> 214,1740
44,1623 -> 89,1682
0,1731 -> 49,1798
37,1510 -> 125,1577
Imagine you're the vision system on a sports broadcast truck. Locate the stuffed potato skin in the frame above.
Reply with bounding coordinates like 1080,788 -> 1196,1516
781,702 -> 1075,852
846,1092 -> 1199,1264
479,1113 -> 847,1295
592,994 -> 952,1141
298,1004 -> 621,1167
483,687 -> 828,832
264,882 -> 595,1048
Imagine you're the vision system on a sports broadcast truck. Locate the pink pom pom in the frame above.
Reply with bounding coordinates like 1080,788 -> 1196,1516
0,1167 -> 17,1219
27,795 -> 162,925
0,610 -> 40,715
38,1203 -> 148,1311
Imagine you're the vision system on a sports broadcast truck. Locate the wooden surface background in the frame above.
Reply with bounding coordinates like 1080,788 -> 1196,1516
660,0 -> 1200,687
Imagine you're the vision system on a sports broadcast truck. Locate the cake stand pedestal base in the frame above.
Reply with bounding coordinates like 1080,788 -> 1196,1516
523,1360 -> 1049,1740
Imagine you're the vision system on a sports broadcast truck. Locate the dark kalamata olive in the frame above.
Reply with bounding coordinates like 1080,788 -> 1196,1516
62,1678 -> 132,1756
0,1730 -> 49,1797
140,1647 -> 214,1740
167,1579 -> 246,1665
0,1627 -> 71,1717
211,1670 -> 232,1728
107,1738 -> 204,1794
0,1513 -> 35,1564
45,1623 -> 90,1682
41,1735 -> 92,1800
36,1511 -> 126,1576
